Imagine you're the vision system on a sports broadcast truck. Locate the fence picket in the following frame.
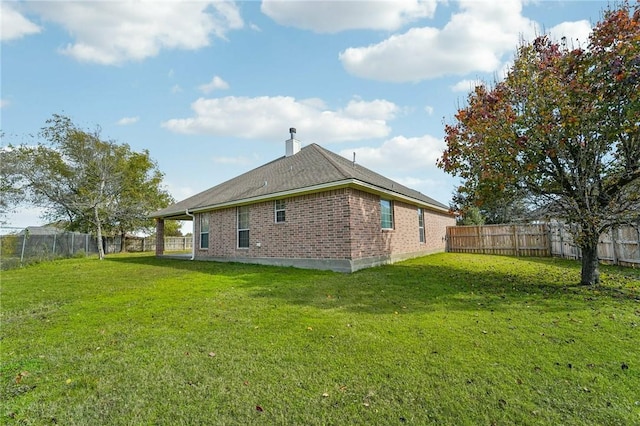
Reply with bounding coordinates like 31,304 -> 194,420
446,223 -> 639,267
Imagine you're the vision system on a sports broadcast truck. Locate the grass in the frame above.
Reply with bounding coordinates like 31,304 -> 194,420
1,253 -> 639,425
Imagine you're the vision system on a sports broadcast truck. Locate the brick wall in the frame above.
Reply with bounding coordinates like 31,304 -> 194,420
348,189 -> 455,259
348,189 -> 387,259
194,189 -> 352,260
249,189 -> 352,259
423,207 -> 456,252
192,187 -> 454,263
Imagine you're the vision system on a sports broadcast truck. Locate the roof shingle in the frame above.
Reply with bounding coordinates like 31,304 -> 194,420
151,143 -> 448,219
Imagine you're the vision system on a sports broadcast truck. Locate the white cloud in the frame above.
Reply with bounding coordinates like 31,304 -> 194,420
343,98 -> 399,120
25,1 -> 243,65
451,79 -> 484,93
1,3 -> 41,42
547,20 -> 592,48
161,96 -> 398,143
116,116 -> 140,126
261,0 -> 437,33
0,99 -> 9,109
424,105 -> 434,115
339,1 -> 596,84
199,76 -> 230,94
339,0 -> 538,82
171,84 -> 183,94
339,134 -> 445,172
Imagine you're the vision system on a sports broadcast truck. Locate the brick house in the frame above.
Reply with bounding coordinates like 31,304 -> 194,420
150,129 -> 454,272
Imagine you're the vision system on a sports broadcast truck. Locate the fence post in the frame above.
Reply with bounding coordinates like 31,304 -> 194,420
513,225 -> 519,256
53,233 -> 57,256
20,233 -> 27,264
611,227 -> 619,266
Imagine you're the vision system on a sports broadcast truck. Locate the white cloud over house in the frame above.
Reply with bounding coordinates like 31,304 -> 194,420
23,1 -> 243,65
161,96 -> 398,143
339,134 -> 445,172
261,0 -> 437,33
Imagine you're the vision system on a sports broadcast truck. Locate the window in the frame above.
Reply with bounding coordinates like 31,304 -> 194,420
380,199 -> 394,229
418,208 -> 425,243
237,206 -> 250,248
275,199 -> 286,223
200,214 -> 209,249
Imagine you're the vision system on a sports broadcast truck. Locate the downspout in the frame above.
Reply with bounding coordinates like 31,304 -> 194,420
185,209 -> 195,260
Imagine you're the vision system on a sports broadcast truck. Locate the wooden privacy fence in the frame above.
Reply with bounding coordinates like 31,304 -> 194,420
110,236 -> 192,253
446,224 -> 550,257
446,223 -> 640,267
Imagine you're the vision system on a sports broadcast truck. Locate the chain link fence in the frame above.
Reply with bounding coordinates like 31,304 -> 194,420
0,226 -> 193,270
0,227 -> 98,270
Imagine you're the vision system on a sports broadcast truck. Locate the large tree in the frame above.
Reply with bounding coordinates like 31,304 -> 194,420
7,115 -> 173,259
438,3 -> 640,285
104,148 -> 174,251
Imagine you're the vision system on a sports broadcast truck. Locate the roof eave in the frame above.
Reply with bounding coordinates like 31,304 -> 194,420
180,179 -> 449,216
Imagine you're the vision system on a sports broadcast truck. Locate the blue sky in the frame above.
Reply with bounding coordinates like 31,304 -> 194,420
1,0 -> 607,232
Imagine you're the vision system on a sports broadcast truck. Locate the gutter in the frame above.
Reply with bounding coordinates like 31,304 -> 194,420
185,209 -> 195,260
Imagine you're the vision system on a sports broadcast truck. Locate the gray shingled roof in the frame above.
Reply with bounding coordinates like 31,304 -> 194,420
151,143 -> 449,219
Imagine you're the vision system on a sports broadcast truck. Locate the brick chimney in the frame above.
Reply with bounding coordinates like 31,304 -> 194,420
285,127 -> 300,156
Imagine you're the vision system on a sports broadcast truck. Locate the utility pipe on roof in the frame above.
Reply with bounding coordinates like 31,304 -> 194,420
185,209 -> 195,260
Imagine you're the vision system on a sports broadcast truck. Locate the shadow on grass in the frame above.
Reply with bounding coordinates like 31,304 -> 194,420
107,253 -> 640,315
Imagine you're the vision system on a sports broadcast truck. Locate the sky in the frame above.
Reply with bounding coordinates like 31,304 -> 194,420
1,0 -> 609,233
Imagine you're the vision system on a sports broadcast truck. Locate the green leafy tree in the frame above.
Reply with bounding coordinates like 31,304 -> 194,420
438,3 -> 640,285
459,206 -> 485,226
107,149 -> 174,251
450,186 -> 530,225
0,144 -> 24,223
162,220 -> 184,238
7,115 -> 173,259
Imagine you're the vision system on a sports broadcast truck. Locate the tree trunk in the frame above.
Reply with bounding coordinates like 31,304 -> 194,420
120,231 -> 127,253
94,205 -> 105,260
580,244 -> 600,286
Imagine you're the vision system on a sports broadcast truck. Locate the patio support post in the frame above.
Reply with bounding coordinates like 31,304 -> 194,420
156,218 -> 165,255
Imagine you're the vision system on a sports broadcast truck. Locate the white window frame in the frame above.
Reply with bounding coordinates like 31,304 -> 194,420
237,206 -> 250,249
418,208 -> 425,243
275,199 -> 286,223
199,214 -> 209,249
380,199 -> 394,230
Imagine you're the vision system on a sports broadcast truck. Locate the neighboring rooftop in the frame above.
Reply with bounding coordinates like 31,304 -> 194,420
151,142 -> 448,220
19,226 -> 66,235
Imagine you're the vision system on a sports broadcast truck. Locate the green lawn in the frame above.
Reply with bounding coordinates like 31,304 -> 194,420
1,253 -> 639,425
